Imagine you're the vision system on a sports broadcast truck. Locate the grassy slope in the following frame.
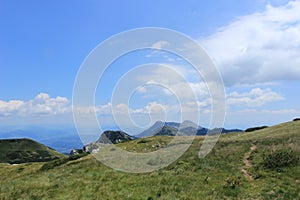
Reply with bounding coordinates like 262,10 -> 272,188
0,138 -> 66,164
0,121 -> 299,199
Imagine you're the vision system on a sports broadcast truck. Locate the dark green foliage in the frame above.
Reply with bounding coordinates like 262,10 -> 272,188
137,139 -> 151,144
245,126 -> 268,132
262,149 -> 299,171
222,177 -> 242,197
0,138 -> 64,164
17,167 -> 25,173
293,118 -> 300,121
1,121 -> 300,199
248,165 -> 263,180
6,150 -> 55,164
223,177 -> 241,189
40,152 -> 89,171
40,158 -> 69,171
68,152 -> 89,161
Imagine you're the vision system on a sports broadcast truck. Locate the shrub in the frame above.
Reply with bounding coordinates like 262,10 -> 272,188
17,167 -> 25,173
40,158 -> 69,171
69,152 -> 89,161
137,139 -> 150,144
40,152 -> 89,171
223,177 -> 240,189
293,118 -> 300,121
245,126 -> 268,132
262,149 -> 299,171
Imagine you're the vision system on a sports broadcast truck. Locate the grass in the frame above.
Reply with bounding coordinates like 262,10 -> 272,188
0,121 -> 299,199
0,138 -> 66,164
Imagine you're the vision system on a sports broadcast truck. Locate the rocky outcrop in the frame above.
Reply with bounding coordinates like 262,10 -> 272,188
69,149 -> 83,156
83,142 -> 102,154
83,130 -> 135,153
97,130 -> 135,144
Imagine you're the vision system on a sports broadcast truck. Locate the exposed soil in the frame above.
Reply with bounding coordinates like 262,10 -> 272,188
242,145 -> 257,180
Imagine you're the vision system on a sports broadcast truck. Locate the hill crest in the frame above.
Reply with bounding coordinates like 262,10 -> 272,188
0,138 -> 65,164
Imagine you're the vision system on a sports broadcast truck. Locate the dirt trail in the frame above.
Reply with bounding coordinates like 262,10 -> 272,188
241,145 -> 257,180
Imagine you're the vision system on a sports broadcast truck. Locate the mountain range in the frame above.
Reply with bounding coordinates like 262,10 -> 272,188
81,121 -> 242,154
0,121 -> 242,154
0,119 -> 299,199
136,120 -> 242,137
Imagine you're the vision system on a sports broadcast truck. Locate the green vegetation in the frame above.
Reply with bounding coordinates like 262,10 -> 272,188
0,138 -> 65,164
0,121 -> 299,199
40,152 -> 89,171
69,152 -> 89,161
262,149 -> 299,171
245,126 -> 268,132
39,157 -> 69,171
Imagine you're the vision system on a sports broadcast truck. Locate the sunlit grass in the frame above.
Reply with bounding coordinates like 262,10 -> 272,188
0,121 -> 299,199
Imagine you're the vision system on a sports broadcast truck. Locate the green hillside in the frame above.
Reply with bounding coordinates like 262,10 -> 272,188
0,121 -> 299,199
0,138 -> 66,164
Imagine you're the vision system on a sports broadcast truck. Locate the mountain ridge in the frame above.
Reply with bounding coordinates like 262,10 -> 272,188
83,130 -> 136,153
0,138 -> 66,164
136,120 -> 243,137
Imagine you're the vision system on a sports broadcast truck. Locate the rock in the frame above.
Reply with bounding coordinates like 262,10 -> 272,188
69,149 -> 83,156
83,131 -> 135,154
83,143 -> 101,154
96,130 -> 135,144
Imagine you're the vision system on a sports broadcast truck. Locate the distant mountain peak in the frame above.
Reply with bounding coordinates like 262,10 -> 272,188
136,121 -> 242,138
97,130 -> 135,144
84,130 -> 135,153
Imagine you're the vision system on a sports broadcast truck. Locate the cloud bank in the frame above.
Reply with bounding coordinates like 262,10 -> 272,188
201,0 -> 300,86
0,88 -> 284,119
0,93 -> 69,117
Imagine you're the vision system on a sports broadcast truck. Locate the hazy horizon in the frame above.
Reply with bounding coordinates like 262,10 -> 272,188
1,0 -> 300,136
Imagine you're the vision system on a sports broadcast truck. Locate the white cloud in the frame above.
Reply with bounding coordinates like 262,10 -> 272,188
227,88 -> 284,106
201,0 -> 300,86
135,63 -> 210,101
0,100 -> 25,116
0,93 -> 69,117
261,109 -> 299,114
0,89 -> 288,129
151,41 -> 170,49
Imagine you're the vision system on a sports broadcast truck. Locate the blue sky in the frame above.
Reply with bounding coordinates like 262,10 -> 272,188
1,0 -> 300,133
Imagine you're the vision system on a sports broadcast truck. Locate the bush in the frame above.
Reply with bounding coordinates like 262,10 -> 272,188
69,152 -> 89,161
245,126 -> 268,132
40,158 -> 69,171
17,167 -> 25,173
137,139 -> 150,144
262,149 -> 299,171
293,118 -> 300,121
223,177 -> 240,189
40,152 -> 89,171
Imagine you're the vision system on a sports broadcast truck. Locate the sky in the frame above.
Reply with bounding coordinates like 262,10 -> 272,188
1,0 -> 300,134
